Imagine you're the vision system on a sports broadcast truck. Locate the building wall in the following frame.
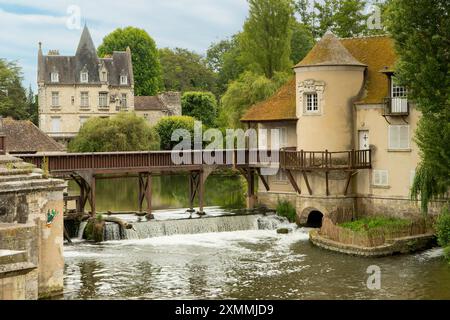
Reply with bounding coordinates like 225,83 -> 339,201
38,83 -> 134,139
135,110 -> 171,126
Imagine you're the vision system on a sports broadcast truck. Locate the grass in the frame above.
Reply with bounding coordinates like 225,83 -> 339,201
339,216 -> 412,233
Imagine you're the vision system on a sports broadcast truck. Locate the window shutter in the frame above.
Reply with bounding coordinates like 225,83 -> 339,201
258,129 -> 267,149
400,126 -> 409,149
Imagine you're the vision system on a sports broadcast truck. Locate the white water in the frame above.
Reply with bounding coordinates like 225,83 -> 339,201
122,214 -> 288,241
77,221 -> 88,240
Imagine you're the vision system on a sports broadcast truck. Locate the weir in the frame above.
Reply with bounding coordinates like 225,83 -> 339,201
102,214 -> 290,241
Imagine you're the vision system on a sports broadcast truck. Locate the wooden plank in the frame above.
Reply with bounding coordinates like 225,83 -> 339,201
344,171 -> 353,195
256,168 -> 270,191
325,171 -> 329,196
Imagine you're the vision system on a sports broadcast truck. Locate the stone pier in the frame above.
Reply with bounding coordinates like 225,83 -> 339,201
0,155 -> 66,299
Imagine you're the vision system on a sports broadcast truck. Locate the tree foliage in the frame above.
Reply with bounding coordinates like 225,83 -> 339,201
0,59 -> 29,120
239,0 -> 295,79
159,47 -> 217,94
291,21 -> 315,64
181,92 -> 218,127
68,113 -> 160,152
385,0 -> 450,212
155,116 -> 197,150
97,27 -> 162,96
218,71 -> 289,129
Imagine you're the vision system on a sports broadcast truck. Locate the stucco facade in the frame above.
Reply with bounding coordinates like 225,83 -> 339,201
242,33 -> 445,223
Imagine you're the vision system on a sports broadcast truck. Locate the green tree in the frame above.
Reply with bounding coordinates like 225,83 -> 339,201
240,0 -> 295,79
0,59 -> 28,120
181,92 -> 218,127
290,22 -> 315,64
159,47 -> 217,94
218,71 -> 289,129
385,0 -> 450,212
155,116 -> 198,150
68,113 -> 160,152
206,35 -> 245,95
26,85 -> 38,125
97,27 -> 162,96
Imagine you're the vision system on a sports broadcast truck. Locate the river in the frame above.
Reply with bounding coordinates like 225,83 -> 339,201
65,176 -> 450,300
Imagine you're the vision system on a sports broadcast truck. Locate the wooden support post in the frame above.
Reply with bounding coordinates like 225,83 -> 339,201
145,173 -> 154,220
138,173 -> 143,213
198,171 -> 205,215
187,172 -> 195,213
344,172 -> 353,195
325,171 -> 329,196
245,168 -> 256,209
91,175 -> 96,216
286,169 -> 301,195
302,171 -> 313,195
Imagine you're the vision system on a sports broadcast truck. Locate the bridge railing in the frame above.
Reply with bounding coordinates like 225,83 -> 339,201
280,149 -> 371,170
19,149 -> 371,173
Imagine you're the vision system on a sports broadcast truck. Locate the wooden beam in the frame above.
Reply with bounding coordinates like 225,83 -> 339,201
198,170 -> 205,215
145,174 -> 153,219
344,172 -> 352,195
286,169 -> 301,195
302,171 -> 313,195
325,171 -> 330,196
256,168 -> 270,191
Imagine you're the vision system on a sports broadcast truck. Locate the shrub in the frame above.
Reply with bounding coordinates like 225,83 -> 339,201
435,207 -> 450,248
69,112 -> 160,152
276,200 -> 296,223
155,115 -> 203,150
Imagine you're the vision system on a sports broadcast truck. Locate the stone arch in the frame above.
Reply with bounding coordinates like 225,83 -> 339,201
298,206 -> 328,227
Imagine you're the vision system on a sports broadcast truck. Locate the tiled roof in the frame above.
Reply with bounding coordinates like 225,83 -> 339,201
241,35 -> 396,122
240,78 -> 297,122
294,32 -> 366,68
134,96 -> 166,111
341,35 -> 396,104
3,118 -> 65,153
38,26 -> 133,86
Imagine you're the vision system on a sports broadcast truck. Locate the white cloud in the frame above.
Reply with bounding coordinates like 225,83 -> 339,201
0,0 -> 248,90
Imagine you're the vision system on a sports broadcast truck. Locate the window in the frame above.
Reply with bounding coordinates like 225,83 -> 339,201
305,93 -> 319,113
51,92 -> 59,107
99,92 -> 108,107
51,117 -> 61,133
373,170 -> 389,187
258,129 -> 268,149
120,93 -> 127,109
391,78 -> 408,98
101,71 -> 107,82
80,71 -> 88,83
120,75 -> 128,85
80,92 -> 89,108
80,116 -> 89,127
275,127 -> 288,149
389,125 -> 410,150
51,72 -> 59,83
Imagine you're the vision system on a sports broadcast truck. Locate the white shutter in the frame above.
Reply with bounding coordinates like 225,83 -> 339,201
399,126 -> 410,149
373,170 -> 389,186
389,125 -> 410,149
258,129 -> 268,149
51,117 -> 61,133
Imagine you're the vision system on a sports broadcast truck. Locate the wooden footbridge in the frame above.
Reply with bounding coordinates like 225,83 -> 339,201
19,149 -> 371,217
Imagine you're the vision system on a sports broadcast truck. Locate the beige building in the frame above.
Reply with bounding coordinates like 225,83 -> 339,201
242,32 -> 444,225
134,92 -> 182,126
38,26 -> 135,143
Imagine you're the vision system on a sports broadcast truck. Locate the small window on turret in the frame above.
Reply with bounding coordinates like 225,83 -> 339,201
120,75 -> 128,85
305,93 -> 319,113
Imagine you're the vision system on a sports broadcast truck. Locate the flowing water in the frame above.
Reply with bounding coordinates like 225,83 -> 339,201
64,175 -> 450,300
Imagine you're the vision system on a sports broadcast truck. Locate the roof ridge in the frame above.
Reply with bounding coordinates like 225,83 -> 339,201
339,34 -> 390,40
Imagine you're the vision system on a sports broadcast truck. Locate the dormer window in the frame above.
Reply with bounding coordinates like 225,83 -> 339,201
51,72 -> 59,83
80,71 -> 89,83
101,71 -> 107,82
120,75 -> 128,85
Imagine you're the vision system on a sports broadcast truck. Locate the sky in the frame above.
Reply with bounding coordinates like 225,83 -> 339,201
0,0 -> 249,91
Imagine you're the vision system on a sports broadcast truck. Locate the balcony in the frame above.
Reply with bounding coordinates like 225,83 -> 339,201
384,97 -> 409,116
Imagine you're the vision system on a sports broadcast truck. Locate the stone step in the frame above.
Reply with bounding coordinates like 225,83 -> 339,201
0,177 -> 65,193
0,250 -> 27,265
0,168 -> 35,177
0,173 -> 42,183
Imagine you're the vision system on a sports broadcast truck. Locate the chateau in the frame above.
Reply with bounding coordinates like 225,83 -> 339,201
37,26 -> 180,143
242,32 -> 444,224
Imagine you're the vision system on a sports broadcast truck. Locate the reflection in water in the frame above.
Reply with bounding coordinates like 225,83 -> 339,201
64,229 -> 450,300
68,174 -> 246,212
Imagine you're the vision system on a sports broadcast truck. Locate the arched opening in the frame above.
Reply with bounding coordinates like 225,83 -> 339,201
306,211 -> 324,228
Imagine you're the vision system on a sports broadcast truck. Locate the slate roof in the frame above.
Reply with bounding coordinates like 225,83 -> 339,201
134,96 -> 167,111
2,118 -> 65,154
38,26 -> 133,87
242,34 -> 396,122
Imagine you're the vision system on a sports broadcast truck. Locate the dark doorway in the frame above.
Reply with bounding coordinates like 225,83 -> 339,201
306,211 -> 324,228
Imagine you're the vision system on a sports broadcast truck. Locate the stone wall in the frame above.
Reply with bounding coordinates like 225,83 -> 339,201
0,155 -> 65,299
